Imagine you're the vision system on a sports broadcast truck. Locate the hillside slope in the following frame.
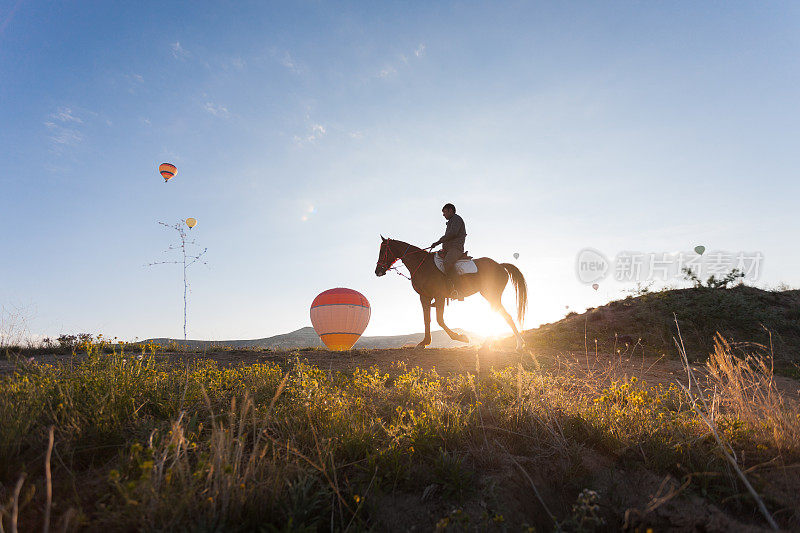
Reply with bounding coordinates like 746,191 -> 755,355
525,286 -> 800,360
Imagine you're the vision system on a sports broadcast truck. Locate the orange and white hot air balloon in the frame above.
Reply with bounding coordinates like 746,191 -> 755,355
185,218 -> 197,229
159,163 -> 177,182
310,288 -> 370,351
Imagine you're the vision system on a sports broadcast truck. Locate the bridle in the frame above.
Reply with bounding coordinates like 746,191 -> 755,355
377,240 -> 431,280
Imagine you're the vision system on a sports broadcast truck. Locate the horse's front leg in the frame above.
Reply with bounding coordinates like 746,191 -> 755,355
416,295 -> 433,348
435,299 -> 469,343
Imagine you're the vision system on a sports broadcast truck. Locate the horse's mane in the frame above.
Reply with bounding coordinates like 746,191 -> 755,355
387,238 -> 422,253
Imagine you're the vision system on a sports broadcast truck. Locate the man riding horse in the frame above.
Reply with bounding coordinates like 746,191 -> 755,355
430,203 -> 466,299
375,204 -> 529,351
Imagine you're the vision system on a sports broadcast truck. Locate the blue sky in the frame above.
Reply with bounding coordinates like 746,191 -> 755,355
2,1 -> 799,341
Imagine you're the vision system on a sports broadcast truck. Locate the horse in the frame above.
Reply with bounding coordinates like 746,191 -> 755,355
374,237 -> 528,350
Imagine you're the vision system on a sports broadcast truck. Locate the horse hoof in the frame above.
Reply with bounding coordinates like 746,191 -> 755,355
458,335 -> 469,343
416,341 -> 430,349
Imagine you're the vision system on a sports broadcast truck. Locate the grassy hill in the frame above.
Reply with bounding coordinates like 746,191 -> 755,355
2,339 -> 798,530
525,285 -> 800,361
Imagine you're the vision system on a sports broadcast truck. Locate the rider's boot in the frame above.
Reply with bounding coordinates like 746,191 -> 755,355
446,273 -> 462,301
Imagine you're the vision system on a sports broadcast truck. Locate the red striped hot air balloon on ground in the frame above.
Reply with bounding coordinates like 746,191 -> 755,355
159,163 -> 177,182
310,288 -> 371,351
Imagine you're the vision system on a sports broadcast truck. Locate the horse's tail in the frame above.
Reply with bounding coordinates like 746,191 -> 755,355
501,263 -> 528,325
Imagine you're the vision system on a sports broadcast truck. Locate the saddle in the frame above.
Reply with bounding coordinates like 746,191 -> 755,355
433,251 -> 478,275
436,250 -> 471,260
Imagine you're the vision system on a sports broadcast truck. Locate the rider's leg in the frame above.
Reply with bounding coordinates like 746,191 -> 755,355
443,248 -> 462,298
444,270 -> 458,298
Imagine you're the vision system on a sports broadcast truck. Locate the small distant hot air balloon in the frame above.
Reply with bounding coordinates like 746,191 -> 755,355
513,252 -> 520,260
186,218 -> 197,229
592,283 -> 599,291
159,163 -> 177,182
694,245 -> 706,255
310,288 -> 371,351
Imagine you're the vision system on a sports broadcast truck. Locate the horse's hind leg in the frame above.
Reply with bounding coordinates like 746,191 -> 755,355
500,305 -> 526,351
435,300 -> 469,343
483,292 -> 526,351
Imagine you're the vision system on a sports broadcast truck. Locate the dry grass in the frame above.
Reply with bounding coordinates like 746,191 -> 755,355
1,334 -> 799,531
706,335 -> 800,450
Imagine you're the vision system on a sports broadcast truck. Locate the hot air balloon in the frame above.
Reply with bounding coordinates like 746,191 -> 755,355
310,288 -> 370,351
694,245 -> 705,255
513,253 -> 520,260
159,163 -> 177,182
186,218 -> 197,229
592,283 -> 599,291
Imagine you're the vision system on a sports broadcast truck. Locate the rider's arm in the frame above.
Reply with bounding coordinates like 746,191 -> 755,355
432,229 -> 449,247
433,215 -> 463,248
440,216 -> 463,243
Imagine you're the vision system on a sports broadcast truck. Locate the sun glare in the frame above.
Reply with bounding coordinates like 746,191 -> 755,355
440,271 -> 611,341
447,298 -> 512,339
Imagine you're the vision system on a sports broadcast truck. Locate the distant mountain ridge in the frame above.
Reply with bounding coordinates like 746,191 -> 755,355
145,327 -> 482,350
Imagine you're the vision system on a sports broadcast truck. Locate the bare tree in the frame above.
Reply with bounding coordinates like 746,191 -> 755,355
149,221 -> 207,340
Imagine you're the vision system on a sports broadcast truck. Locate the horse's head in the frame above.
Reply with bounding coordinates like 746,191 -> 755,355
375,235 -> 395,277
